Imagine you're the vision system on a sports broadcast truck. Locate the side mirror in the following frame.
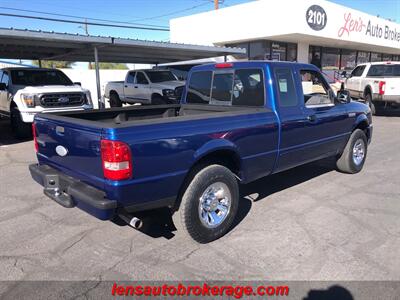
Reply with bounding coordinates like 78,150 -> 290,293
74,82 -> 82,86
0,83 -> 7,91
337,90 -> 351,104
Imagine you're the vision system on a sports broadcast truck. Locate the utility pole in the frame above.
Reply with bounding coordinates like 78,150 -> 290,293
79,18 -> 89,35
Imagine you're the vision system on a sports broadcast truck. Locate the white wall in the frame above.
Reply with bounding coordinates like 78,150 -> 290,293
61,64 -> 152,109
170,0 -> 400,54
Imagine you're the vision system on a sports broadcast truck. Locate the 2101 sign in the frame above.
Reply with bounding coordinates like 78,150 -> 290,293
306,5 -> 327,31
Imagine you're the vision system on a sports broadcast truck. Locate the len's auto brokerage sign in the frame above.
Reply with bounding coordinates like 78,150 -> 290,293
306,3 -> 400,46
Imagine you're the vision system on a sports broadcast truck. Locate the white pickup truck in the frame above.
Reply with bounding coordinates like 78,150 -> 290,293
0,67 -> 93,138
104,69 -> 185,107
344,62 -> 400,115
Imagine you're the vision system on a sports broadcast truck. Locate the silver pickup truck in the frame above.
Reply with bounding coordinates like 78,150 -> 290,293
104,69 -> 185,107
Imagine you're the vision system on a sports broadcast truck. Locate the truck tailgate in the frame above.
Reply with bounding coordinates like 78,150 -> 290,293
384,78 -> 400,96
34,114 -> 104,190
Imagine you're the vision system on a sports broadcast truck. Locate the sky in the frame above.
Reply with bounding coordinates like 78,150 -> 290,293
0,0 -> 398,42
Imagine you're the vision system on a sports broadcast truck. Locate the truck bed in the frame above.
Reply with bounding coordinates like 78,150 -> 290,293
39,104 -> 265,127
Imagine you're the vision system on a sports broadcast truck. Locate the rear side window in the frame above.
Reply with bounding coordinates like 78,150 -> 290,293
274,68 -> 297,107
187,71 -> 212,104
187,68 -> 265,106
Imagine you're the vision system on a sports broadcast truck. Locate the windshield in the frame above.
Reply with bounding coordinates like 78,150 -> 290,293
11,70 -> 73,86
145,70 -> 177,83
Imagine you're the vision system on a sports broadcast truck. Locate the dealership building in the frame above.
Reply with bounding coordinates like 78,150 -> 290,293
170,0 -> 400,73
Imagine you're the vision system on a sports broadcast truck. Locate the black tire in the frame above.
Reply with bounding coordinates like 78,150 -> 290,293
109,92 -> 122,107
10,107 -> 32,139
365,93 -> 376,115
152,95 -> 166,105
336,129 -> 368,174
173,164 -> 239,243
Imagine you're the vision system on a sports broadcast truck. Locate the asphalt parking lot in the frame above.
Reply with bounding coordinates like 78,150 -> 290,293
0,112 -> 399,285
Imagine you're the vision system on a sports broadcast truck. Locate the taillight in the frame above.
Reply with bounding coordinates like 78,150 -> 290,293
378,81 -> 386,95
215,63 -> 233,68
101,139 -> 132,181
32,123 -> 38,152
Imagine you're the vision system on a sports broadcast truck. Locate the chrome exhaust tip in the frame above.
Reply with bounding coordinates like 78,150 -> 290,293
129,217 -> 143,229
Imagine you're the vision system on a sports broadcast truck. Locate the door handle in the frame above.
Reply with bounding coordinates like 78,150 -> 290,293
124,85 -> 128,88
134,86 -> 138,88
307,114 -> 317,122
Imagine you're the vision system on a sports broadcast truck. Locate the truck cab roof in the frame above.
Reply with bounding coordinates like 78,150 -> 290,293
190,60 -> 320,72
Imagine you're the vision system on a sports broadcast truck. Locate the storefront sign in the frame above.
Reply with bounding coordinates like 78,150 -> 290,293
338,12 -> 400,42
306,5 -> 327,31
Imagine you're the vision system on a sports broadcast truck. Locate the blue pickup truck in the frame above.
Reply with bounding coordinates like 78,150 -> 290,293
29,61 -> 372,243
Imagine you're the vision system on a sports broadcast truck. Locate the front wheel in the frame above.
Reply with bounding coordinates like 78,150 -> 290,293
10,107 -> 32,139
173,164 -> 239,243
336,129 -> 368,174
152,95 -> 166,105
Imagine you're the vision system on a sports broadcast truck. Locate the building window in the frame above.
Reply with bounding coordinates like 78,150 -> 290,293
357,51 -> 370,64
341,49 -> 357,70
249,41 -> 270,60
287,43 -> 297,62
370,52 -> 382,62
382,53 -> 392,61
309,46 -> 322,69
270,42 -> 286,61
321,47 -> 340,70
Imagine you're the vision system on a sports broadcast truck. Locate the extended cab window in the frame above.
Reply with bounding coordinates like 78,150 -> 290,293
274,68 -> 297,107
300,70 -> 333,107
187,68 -> 265,106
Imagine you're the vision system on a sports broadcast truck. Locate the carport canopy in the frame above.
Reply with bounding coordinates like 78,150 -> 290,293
0,27 -> 246,107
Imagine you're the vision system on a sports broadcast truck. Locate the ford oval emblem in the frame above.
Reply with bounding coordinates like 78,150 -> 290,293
55,145 -> 68,157
58,96 -> 69,104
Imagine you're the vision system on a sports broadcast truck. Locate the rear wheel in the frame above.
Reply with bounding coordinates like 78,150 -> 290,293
10,107 -> 32,139
365,93 -> 376,115
109,92 -> 122,107
172,164 -> 239,243
336,129 -> 368,174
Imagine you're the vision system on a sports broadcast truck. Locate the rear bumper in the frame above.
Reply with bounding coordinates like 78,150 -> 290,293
29,163 -> 117,220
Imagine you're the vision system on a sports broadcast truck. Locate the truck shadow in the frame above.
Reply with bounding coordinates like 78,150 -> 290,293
376,107 -> 400,117
117,158 -> 335,241
0,119 -> 31,145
